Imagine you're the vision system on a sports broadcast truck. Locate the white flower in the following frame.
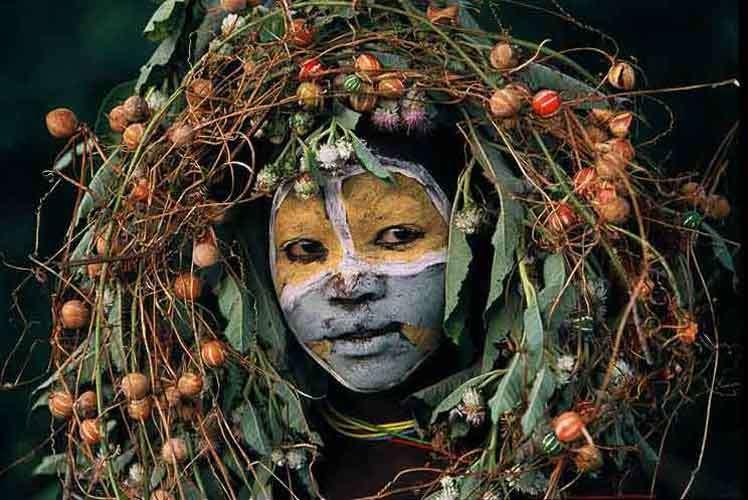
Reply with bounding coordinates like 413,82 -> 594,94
285,448 -> 307,470
458,387 -> 486,427
271,449 -> 286,467
453,206 -> 486,234
438,476 -> 459,500
316,143 -> 340,171
556,354 -> 576,385
221,14 -> 245,36
335,139 -> 354,161
611,359 -> 634,387
128,463 -> 145,485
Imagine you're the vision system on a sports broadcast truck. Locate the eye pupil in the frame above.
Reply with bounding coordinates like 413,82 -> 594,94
375,225 -> 424,247
284,239 -> 327,262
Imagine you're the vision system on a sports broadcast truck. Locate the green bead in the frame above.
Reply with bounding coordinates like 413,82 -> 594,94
683,210 -> 703,229
542,431 -> 562,455
343,74 -> 362,93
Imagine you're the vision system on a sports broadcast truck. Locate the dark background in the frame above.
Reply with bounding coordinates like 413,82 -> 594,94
0,1 -> 741,499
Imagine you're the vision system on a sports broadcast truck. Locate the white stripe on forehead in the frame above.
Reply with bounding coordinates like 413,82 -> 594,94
268,155 -> 450,283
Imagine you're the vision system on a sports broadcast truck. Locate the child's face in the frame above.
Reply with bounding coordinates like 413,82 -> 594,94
269,160 -> 449,392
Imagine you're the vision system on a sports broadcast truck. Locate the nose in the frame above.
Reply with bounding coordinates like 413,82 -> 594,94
325,270 -> 386,307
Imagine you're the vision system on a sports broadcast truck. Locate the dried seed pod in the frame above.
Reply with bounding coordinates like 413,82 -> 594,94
168,123 -> 195,147
161,438 -> 189,464
574,444 -> 603,473
123,95 -> 150,123
164,385 -> 182,407
532,89 -> 561,118
596,138 -> 635,162
173,273 -> 204,301
187,79 -> 213,108
377,76 -> 405,98
48,391 -> 74,419
193,242 -> 220,268
354,53 -> 382,75
201,340 -> 227,368
680,182 -> 706,207
220,0 -> 246,13
488,87 -> 522,118
75,390 -> 98,418
86,262 -> 103,279
128,397 -> 153,421
121,372 -> 150,400
588,108 -> 614,125
608,112 -> 633,138
46,108 -> 79,138
108,105 -> 129,133
595,196 -> 631,224
288,19 -> 314,47
573,167 -> 599,199
177,372 -> 204,398
703,194 -> 731,219
96,228 -> 123,256
130,178 -> 151,203
547,203 -> 577,232
349,83 -> 377,112
79,419 -> 102,445
152,490 -> 175,500
296,82 -> 324,110
426,3 -> 459,24
489,42 -> 515,70
607,62 -> 636,90
584,124 -> 608,145
123,123 -> 145,151
595,152 -> 626,181
60,300 -> 90,329
553,411 -> 585,442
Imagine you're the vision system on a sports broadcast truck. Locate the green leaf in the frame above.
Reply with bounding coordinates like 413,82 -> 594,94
409,364 -> 480,410
107,284 -> 127,372
258,12 -> 286,43
71,228 -> 94,261
488,354 -> 525,422
350,134 -> 392,181
75,149 -> 122,227
333,102 -> 361,131
136,33 -> 180,93
94,81 -> 136,140
33,453 -> 67,476
274,381 -> 322,444
443,196 -> 473,347
520,366 -> 555,436
702,221 -> 736,273
481,290 -> 521,372
194,1 -> 226,58
144,0 -> 187,42
216,272 -> 254,354
239,401 -> 271,456
367,50 -> 411,69
537,253 -> 576,332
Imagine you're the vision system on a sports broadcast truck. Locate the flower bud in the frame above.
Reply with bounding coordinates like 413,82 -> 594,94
608,111 -> 633,138
46,108 -> 79,138
489,87 -> 522,118
121,372 -> 150,400
49,391 -> 74,419
177,372 -> 204,398
75,390 -> 98,418
193,242 -> 220,268
127,397 -> 153,421
296,82 -> 324,110
201,340 -> 227,368
349,83 -> 377,112
532,89 -> 561,118
123,123 -> 145,151
553,411 -> 585,442
489,42 -> 515,70
607,62 -> 636,91
108,105 -> 129,133
426,3 -> 459,24
173,273 -> 204,301
80,418 -> 102,445
60,300 -> 90,329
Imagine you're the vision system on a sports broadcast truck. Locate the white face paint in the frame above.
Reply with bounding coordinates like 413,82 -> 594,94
269,158 -> 450,392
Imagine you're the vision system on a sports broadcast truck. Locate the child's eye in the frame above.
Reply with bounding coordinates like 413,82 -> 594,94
283,239 -> 328,263
374,225 -> 424,248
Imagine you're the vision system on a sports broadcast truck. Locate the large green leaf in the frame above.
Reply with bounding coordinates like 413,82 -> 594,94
488,353 -> 525,422
274,381 -> 322,445
136,33 -> 181,93
350,134 -> 392,181
443,195 -> 473,348
481,289 -> 521,372
239,401 -> 271,456
537,253 -> 576,332
33,453 -> 67,476
429,370 -> 497,424
216,272 -> 254,354
520,366 -> 556,436
107,283 -> 127,372
144,0 -> 187,42
75,149 -> 122,227
702,221 -> 736,274
409,364 -> 479,410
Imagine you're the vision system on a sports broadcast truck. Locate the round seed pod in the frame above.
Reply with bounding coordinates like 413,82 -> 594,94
426,3 -> 459,24
680,182 -> 706,207
60,300 -> 90,329
121,372 -> 150,400
123,95 -> 150,123
75,390 -> 98,418
489,87 -> 522,118
596,138 -> 635,162
377,76 -> 405,98
296,82 -> 324,110
173,273 -> 204,301
127,397 -> 153,421
108,105 -> 129,133
489,42 -> 515,70
46,108 -> 79,138
201,340 -> 227,368
703,194 -> 731,219
349,83 -> 377,112
79,418 -> 102,445
585,124 -> 608,145
123,123 -> 145,151
547,203 -> 577,232
553,411 -> 585,442
192,242 -> 220,268
130,178 -> 151,203
573,167 -> 599,199
168,123 -> 195,147
532,89 -> 561,118
595,152 -> 627,184
152,490 -> 175,500
96,227 -> 123,256
595,196 -> 631,224
49,391 -> 74,419
187,79 -> 213,108
354,53 -> 382,75
342,74 -> 362,93
164,385 -> 182,407
161,438 -> 188,464
298,58 -> 324,81
220,0 -> 246,13
607,62 -> 636,90
588,108 -> 614,126
177,372 -> 204,398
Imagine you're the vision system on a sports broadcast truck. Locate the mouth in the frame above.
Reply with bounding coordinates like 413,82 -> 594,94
327,322 -> 403,358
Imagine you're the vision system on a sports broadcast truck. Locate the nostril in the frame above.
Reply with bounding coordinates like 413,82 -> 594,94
329,292 -> 378,307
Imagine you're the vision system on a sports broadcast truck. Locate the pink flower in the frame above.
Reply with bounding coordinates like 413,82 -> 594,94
401,107 -> 432,135
371,100 -> 401,132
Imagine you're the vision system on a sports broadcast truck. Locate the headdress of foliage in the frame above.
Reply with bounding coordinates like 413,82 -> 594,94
24,0 -> 737,498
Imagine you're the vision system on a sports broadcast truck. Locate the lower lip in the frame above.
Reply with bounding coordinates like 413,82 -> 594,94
332,331 -> 401,357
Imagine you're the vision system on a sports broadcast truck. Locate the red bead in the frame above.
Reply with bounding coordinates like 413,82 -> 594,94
532,89 -> 561,117
298,58 -> 324,81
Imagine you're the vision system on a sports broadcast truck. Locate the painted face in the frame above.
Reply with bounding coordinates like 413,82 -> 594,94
269,158 -> 450,392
